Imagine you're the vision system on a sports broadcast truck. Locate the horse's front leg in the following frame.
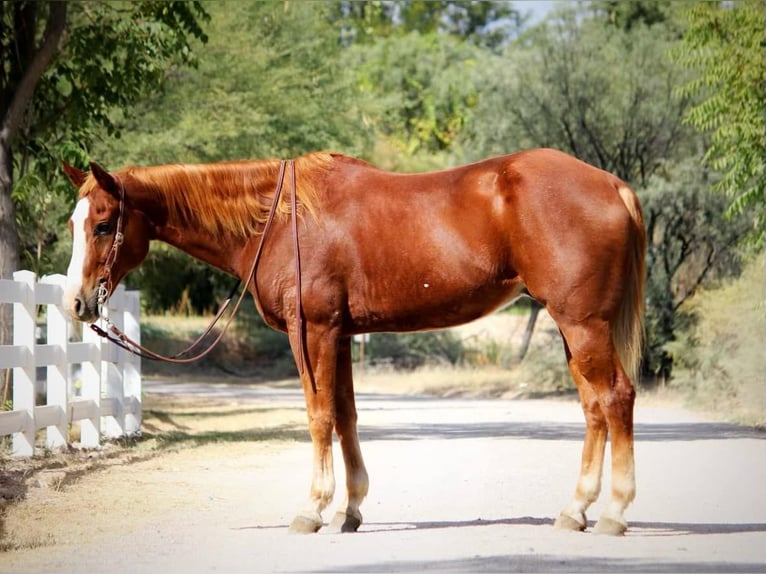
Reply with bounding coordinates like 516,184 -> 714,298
327,336 -> 369,533
288,323 -> 339,534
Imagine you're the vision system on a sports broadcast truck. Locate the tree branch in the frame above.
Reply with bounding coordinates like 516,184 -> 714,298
673,242 -> 717,312
0,2 -> 66,147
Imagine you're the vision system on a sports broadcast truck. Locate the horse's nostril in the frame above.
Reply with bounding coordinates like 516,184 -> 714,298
74,295 -> 84,316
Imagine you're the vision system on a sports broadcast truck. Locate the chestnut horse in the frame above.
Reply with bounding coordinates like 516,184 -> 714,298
62,148 -> 645,536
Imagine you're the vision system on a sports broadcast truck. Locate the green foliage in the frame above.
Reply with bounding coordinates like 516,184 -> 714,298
345,31 -> 479,158
673,0 -> 766,248
591,0 -> 673,30
123,244 -> 233,314
462,4 -> 691,186
97,1 -> 370,165
2,1 -> 210,278
334,1 -> 523,49
37,1 -> 208,141
11,139 -> 93,275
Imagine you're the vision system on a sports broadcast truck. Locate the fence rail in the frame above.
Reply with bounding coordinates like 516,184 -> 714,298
0,270 -> 141,456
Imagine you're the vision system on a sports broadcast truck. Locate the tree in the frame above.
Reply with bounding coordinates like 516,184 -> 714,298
1,1 -> 65,347
463,5 -> 690,186
95,2 -> 369,167
591,0 -> 672,30
642,160 -> 750,381
0,1 -> 209,346
673,0 -> 766,248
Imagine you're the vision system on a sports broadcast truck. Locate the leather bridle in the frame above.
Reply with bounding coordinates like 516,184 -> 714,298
90,159 -> 311,389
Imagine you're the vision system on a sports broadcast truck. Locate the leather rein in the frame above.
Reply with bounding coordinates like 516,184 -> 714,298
90,159 -> 311,386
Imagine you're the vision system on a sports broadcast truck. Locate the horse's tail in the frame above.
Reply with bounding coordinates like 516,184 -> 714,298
614,184 -> 646,384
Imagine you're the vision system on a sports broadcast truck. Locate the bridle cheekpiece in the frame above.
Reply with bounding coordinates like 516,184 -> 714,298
96,176 -> 126,320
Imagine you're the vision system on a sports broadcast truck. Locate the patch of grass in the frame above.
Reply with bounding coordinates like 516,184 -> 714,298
0,531 -> 57,553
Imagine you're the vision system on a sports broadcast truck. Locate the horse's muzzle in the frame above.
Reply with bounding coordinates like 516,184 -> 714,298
66,288 -> 99,323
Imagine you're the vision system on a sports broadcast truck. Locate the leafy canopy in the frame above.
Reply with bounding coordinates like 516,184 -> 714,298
673,0 -> 766,247
463,4 -> 690,187
1,1 -> 210,274
333,0 -> 524,49
97,1 -> 370,166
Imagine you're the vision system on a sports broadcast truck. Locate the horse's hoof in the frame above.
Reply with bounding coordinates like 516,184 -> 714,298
593,516 -> 627,536
554,513 -> 586,532
289,513 -> 322,534
327,510 -> 362,533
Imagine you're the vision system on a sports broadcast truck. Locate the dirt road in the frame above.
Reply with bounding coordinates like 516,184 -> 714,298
2,380 -> 765,573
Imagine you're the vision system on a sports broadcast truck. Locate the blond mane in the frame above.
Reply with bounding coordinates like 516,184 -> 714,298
79,152 -> 334,239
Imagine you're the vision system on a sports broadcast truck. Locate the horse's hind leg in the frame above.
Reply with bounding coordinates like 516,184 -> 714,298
327,337 -> 369,533
554,318 -> 636,535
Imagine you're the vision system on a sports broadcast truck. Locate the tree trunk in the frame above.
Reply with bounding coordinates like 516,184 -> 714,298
0,1 -> 67,347
0,143 -> 19,348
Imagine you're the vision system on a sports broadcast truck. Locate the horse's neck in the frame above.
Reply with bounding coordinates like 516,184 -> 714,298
132,161 -> 280,275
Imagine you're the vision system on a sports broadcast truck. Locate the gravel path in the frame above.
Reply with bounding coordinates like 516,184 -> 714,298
2,380 -> 765,573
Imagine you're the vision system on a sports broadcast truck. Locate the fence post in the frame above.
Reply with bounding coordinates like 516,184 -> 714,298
80,312 -> 102,448
124,290 -> 141,434
12,270 -> 35,456
102,286 -> 125,438
42,274 -> 69,449
1,272 -> 142,454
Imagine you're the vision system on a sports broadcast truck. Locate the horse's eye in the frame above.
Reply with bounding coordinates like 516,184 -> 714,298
94,222 -> 112,236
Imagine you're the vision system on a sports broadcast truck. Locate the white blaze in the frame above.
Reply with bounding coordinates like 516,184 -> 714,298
63,198 -> 90,315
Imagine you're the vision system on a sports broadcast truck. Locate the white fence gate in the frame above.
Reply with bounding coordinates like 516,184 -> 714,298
0,270 -> 141,456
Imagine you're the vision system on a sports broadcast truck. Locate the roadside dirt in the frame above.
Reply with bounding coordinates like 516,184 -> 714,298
0,390 -> 307,552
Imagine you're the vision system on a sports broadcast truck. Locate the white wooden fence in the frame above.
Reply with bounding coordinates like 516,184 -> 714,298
0,270 -> 141,456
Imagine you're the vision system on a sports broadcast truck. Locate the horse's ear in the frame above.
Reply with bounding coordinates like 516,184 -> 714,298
62,162 -> 87,188
89,162 -> 120,198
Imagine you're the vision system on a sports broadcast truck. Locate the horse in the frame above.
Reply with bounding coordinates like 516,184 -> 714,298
61,148 -> 646,536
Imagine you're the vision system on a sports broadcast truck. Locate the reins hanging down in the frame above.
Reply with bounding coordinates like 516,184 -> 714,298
91,160 -> 304,369
289,160 -> 308,378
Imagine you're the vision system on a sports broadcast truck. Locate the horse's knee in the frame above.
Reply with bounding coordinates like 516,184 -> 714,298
308,411 -> 335,437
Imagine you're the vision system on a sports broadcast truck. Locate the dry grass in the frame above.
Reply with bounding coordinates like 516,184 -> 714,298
667,256 -> 765,426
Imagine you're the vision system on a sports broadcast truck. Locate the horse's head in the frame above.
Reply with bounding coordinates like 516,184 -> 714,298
62,162 -> 153,323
